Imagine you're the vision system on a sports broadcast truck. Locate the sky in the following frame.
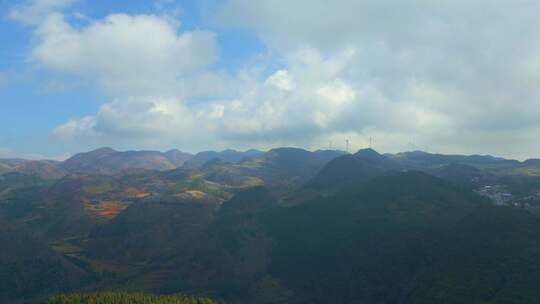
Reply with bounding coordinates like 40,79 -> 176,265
1,0 -> 540,160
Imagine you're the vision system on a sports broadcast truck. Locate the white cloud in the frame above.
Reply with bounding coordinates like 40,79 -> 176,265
54,98 -> 194,138
32,12 -> 217,96
13,0 -> 540,158
52,97 -> 216,150
316,80 -> 355,107
52,115 -> 97,141
265,70 -> 294,91
201,48 -> 388,146
51,48 -> 369,151
212,0 -> 540,158
9,0 -> 77,26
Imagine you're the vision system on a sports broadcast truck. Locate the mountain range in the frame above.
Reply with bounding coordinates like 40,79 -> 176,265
3,147 -> 539,180
3,147 -> 540,303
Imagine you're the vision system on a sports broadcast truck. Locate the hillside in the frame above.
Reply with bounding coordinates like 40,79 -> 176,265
0,163 -> 11,174
2,148 -> 540,303
388,150 -> 521,169
86,195 -> 219,263
194,148 -> 345,193
183,149 -> 264,169
15,160 -> 67,179
61,148 -> 192,175
164,150 -> 194,167
0,159 -> 67,179
307,148 -> 398,190
261,172 -> 540,303
0,221 -> 91,304
108,171 -> 540,304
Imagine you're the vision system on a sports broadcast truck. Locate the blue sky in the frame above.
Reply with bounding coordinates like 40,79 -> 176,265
1,0 -> 540,160
0,0 -> 265,158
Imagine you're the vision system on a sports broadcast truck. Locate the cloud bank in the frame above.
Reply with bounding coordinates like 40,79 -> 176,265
214,0 -> 540,157
12,0 -> 540,158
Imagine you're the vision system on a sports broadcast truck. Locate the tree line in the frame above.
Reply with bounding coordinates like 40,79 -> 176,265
47,292 -> 217,304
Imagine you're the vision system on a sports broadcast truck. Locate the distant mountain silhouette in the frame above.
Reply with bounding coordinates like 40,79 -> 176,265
183,149 -> 264,169
164,149 -> 194,167
388,150 -> 520,168
61,147 -> 192,174
308,148 -> 399,190
191,147 -> 346,193
14,160 -> 67,179
0,159 -> 67,179
522,158 -> 540,167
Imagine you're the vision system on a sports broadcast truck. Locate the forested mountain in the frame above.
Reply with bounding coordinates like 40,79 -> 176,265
388,150 -> 522,169
262,172 -> 540,303
3,147 -> 540,303
307,148 -> 398,190
0,159 -> 67,179
61,148 -> 192,175
183,149 -> 264,169
164,150 -> 195,167
0,220 -> 91,304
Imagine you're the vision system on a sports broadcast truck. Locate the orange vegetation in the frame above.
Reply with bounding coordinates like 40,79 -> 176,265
85,200 -> 128,219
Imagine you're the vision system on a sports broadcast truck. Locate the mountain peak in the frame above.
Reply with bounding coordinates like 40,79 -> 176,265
220,149 -> 239,153
268,147 -> 310,155
354,148 -> 383,159
90,147 -> 117,155
64,147 -> 117,162
245,149 -> 263,153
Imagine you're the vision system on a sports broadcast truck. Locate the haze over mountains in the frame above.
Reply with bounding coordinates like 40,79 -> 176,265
0,147 -> 263,178
2,146 -> 539,179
